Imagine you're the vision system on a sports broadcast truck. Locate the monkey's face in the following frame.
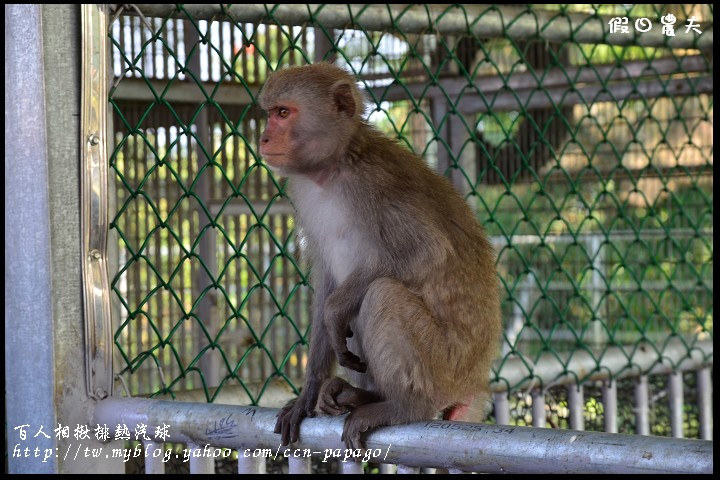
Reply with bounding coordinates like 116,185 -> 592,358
258,95 -> 354,177
258,99 -> 340,176
257,64 -> 362,177
258,103 -> 298,171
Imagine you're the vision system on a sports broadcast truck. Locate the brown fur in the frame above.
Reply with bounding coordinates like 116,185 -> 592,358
261,63 -> 502,450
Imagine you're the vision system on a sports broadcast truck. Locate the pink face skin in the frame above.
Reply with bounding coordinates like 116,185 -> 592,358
259,104 -> 298,169
259,103 -> 340,186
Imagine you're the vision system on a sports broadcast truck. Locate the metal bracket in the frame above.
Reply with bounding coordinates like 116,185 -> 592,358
81,4 -> 113,400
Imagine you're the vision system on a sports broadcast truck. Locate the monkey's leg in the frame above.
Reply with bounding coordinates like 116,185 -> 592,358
341,277 -> 442,450
342,399 -> 436,451
316,377 -> 383,416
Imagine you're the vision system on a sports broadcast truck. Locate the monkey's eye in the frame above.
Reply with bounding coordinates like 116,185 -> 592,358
278,107 -> 290,119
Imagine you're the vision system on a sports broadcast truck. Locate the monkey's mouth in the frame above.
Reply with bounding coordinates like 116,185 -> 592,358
261,153 -> 288,165
260,154 -> 290,172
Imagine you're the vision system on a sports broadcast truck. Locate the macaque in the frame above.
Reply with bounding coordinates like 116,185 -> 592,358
258,62 -> 501,450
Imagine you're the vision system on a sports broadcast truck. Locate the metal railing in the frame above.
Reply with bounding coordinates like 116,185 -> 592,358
93,393 -> 713,474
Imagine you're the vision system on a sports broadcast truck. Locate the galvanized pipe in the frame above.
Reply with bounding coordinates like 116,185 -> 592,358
5,4 -> 57,474
634,375 -> 650,436
669,372 -> 684,438
532,390 -> 546,428
491,339 -> 711,394
697,367 -> 713,440
397,465 -> 420,474
238,455 -> 265,474
493,392 -> 510,425
128,4 -> 712,50
603,380 -> 618,433
188,443 -> 214,474
93,398 -> 713,473
567,385 -> 584,431
288,456 -> 311,474
144,441 -> 164,474
340,460 -> 363,474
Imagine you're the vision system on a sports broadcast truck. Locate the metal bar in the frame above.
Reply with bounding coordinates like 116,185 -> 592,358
373,55 -> 711,103
111,57 -> 711,109
697,368 -> 713,440
491,229 -> 713,246
568,385 -> 584,431
238,454 -> 266,473
603,380 -> 618,434
112,76 -> 255,104
493,392 -> 510,425
544,162 -> 712,183
669,372 -> 684,438
130,4 -> 713,50
429,97 -> 450,175
532,390 -> 546,428
93,398 -> 714,474
490,338 -> 711,392
288,456 -> 311,474
458,75 -> 714,114
81,2 -> 113,400
46,6 -> 126,472
341,461 -> 363,474
397,465 -> 420,474
144,441 -> 165,474
188,443 -> 214,474
379,463 -> 397,474
5,3 -> 57,474
634,375 -> 650,436
186,22 -> 221,389
449,113 -> 475,198
131,104 -> 143,395
588,234 -> 609,346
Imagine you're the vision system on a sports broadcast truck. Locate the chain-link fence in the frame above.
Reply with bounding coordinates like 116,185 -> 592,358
108,4 -> 712,436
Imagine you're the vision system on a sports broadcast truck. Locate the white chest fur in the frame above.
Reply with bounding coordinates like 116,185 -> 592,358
289,176 -> 371,284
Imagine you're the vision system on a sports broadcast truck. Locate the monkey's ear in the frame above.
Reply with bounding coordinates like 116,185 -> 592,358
332,82 -> 356,117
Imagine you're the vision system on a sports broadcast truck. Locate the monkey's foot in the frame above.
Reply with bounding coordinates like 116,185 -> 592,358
341,409 -> 372,453
338,350 -> 367,373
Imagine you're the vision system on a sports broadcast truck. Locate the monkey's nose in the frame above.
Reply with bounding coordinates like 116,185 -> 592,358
260,136 -> 269,144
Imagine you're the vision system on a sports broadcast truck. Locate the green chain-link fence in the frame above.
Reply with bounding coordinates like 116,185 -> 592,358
108,4 -> 712,435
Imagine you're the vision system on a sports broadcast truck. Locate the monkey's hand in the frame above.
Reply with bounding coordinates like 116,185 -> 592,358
317,378 -> 351,416
337,350 -> 367,373
317,377 -> 364,415
274,389 -> 318,445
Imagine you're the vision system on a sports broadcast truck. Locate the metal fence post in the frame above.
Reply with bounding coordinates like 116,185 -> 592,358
5,4 -> 57,473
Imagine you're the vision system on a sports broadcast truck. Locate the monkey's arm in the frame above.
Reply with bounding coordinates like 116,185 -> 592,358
274,266 -> 336,445
323,264 -> 388,372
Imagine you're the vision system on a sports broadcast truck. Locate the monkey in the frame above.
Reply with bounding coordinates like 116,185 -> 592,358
257,62 -> 501,451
